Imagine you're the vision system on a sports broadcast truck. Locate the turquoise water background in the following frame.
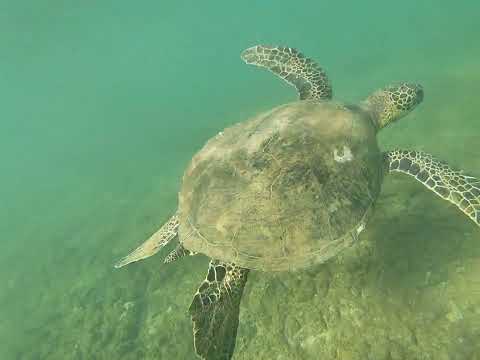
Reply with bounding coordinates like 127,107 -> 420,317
1,1 -> 479,359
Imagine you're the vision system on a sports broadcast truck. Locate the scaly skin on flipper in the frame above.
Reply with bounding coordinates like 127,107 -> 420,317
241,45 -> 332,100
385,150 -> 480,226
189,261 -> 249,360
114,214 -> 179,268
164,243 -> 196,264
363,83 -> 424,130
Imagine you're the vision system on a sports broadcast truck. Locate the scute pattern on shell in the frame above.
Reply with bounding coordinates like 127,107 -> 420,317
179,101 -> 383,271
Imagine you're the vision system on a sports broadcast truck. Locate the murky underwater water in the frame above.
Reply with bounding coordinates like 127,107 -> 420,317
1,1 -> 479,359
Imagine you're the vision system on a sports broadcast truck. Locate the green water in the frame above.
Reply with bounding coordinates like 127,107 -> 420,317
1,1 -> 480,359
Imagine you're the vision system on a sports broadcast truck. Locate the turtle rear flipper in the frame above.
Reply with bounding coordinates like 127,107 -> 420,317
241,45 -> 332,101
385,150 -> 480,226
189,261 -> 249,360
114,213 -> 179,268
164,243 -> 196,264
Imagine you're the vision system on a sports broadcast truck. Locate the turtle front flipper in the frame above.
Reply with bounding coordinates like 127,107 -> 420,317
241,45 -> 332,101
385,150 -> 480,226
114,213 -> 179,268
189,260 -> 249,360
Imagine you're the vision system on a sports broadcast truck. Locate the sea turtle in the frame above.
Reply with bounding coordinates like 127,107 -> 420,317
115,45 -> 480,360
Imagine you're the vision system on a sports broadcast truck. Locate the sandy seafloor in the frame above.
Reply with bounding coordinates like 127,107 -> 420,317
1,1 -> 480,359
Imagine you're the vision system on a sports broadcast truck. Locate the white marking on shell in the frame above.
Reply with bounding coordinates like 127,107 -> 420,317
333,145 -> 354,163
356,222 -> 365,235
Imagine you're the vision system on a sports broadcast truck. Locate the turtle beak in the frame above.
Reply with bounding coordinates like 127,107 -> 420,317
411,83 -> 424,107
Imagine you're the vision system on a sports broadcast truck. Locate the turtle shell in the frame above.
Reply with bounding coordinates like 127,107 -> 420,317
178,101 -> 383,271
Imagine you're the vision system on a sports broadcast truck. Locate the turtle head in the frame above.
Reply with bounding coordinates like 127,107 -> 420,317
362,83 -> 424,131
